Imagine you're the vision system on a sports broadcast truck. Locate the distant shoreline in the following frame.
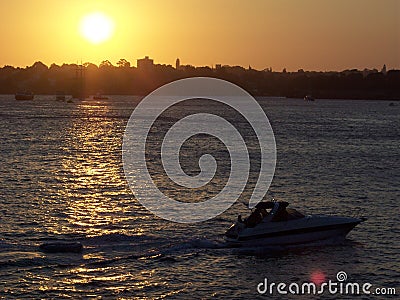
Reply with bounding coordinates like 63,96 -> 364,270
2,94 -> 399,101
1,62 -> 399,100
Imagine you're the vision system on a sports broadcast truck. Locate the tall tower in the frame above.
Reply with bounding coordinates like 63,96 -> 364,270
381,64 -> 387,75
176,58 -> 180,70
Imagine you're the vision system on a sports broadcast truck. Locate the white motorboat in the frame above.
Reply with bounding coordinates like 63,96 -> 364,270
225,201 -> 366,246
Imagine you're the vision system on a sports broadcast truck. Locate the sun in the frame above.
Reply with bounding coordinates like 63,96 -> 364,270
80,12 -> 114,44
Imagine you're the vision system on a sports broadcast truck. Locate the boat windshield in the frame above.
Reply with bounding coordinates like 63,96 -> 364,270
287,208 -> 305,219
272,207 -> 305,222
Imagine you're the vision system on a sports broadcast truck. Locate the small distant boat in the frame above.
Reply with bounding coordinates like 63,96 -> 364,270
15,91 -> 34,101
93,93 -> 109,100
55,91 -> 66,101
72,93 -> 87,100
304,95 -> 315,101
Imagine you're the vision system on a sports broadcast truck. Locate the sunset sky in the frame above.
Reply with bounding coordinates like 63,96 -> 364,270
0,0 -> 398,71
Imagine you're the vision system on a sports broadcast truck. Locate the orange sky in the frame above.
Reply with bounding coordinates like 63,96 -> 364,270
0,0 -> 398,71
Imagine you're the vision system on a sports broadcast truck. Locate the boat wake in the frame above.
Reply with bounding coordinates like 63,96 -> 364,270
0,230 -> 356,272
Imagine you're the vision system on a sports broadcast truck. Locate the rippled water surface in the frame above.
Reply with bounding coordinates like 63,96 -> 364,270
0,95 -> 399,299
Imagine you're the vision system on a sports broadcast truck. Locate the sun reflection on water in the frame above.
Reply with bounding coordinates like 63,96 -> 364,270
41,100 -> 144,237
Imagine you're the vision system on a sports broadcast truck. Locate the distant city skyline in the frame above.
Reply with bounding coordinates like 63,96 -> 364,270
2,56 -> 393,73
0,0 -> 399,71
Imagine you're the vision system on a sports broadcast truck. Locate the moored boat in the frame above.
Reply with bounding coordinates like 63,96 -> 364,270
15,91 -> 34,101
304,95 -> 315,101
93,93 -> 109,100
56,91 -> 66,101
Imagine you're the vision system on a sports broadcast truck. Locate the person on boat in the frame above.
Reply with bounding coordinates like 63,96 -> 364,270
272,205 -> 289,222
245,208 -> 264,227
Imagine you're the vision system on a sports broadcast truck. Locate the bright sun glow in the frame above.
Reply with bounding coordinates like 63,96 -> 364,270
80,12 -> 114,44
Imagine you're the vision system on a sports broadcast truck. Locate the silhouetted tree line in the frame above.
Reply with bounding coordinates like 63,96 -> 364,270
0,60 -> 399,99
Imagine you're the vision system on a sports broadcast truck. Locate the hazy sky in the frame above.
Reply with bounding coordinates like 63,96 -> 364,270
0,0 -> 398,71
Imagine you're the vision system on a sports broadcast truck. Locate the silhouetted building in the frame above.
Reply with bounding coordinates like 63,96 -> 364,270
176,58 -> 180,70
223,65 -> 245,75
180,64 -> 195,71
381,64 -> 387,75
137,56 -> 154,71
